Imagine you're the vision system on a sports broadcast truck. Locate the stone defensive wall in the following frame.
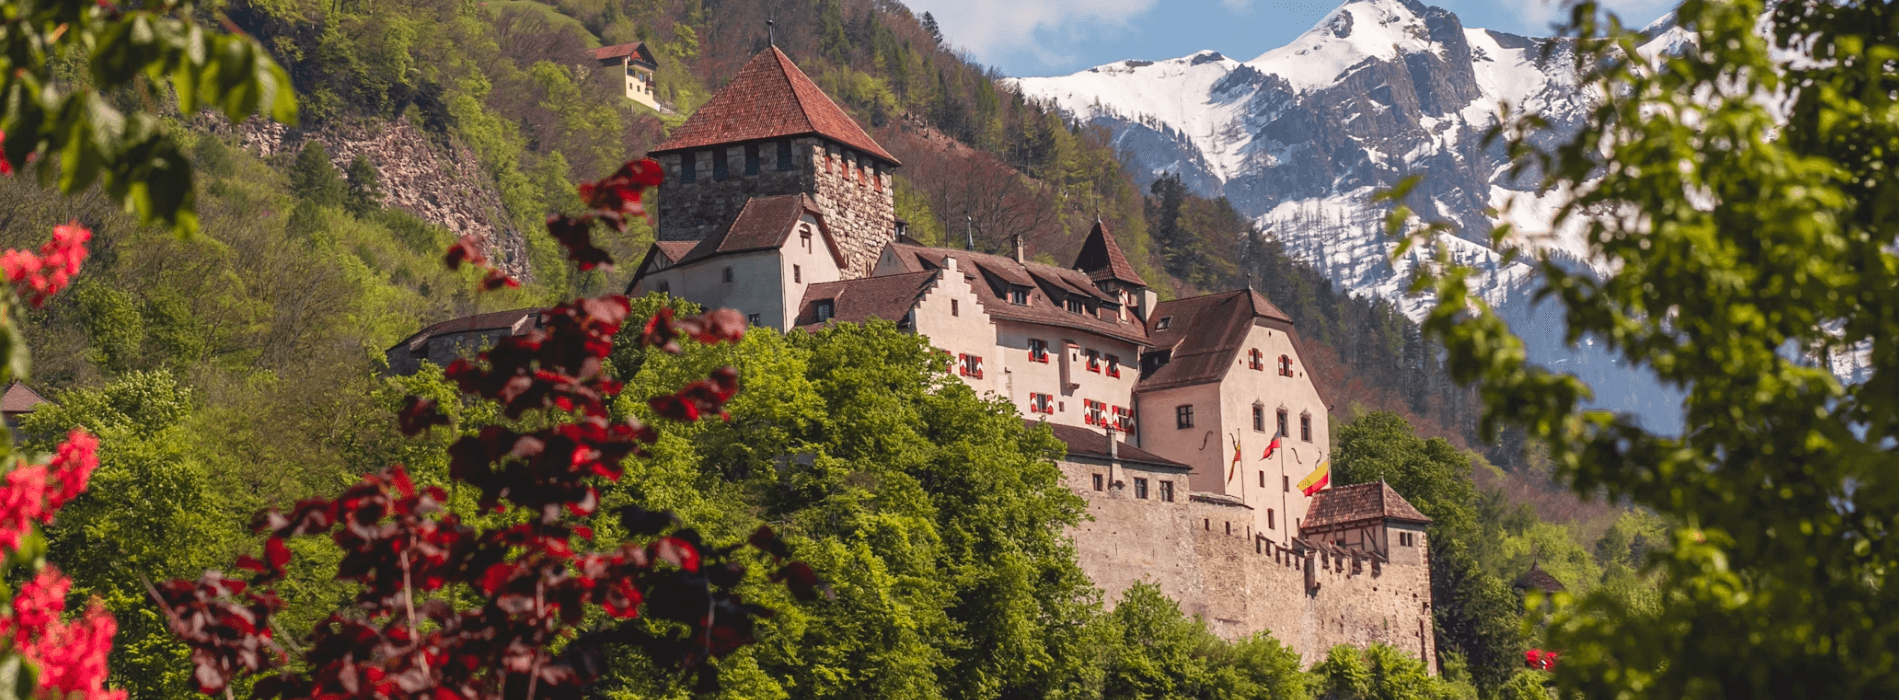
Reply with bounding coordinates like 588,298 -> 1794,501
1057,457 -> 1437,673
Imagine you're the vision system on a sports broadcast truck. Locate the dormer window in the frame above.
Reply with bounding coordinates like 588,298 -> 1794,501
1065,298 -> 1084,314
1009,287 -> 1028,305
1155,316 -> 1172,330
815,300 -> 835,322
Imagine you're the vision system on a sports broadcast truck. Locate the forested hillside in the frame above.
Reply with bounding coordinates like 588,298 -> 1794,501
0,0 -> 1666,697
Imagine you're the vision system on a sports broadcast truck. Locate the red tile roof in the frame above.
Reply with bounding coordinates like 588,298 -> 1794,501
590,42 -> 656,66
1074,219 -> 1147,287
1,381 -> 47,415
1038,421 -> 1189,470
1513,562 -> 1567,592
654,241 -> 697,263
889,244 -> 1151,346
651,47 -> 899,165
792,271 -> 939,329
1137,289 -> 1297,393
1301,481 -> 1432,529
675,194 -> 841,267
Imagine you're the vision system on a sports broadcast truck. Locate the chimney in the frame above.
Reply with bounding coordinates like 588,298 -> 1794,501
1107,426 -> 1119,463
1011,234 -> 1025,263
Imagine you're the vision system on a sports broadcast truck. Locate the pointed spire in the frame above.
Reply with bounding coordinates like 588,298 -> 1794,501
1074,218 -> 1147,287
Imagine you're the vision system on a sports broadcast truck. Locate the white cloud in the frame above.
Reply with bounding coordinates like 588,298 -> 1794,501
909,0 -> 1159,68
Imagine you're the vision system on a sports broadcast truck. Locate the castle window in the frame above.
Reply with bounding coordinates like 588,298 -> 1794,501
1114,405 -> 1135,432
681,153 -> 697,183
1133,478 -> 1148,500
1086,349 -> 1101,373
655,280 -> 670,295
1249,348 -> 1264,370
951,299 -> 959,316
1204,519 -> 1210,531
1278,354 -> 1294,377
1030,393 -> 1053,413
1259,471 -> 1265,488
1277,409 -> 1289,438
1092,474 -> 1103,491
747,313 -> 761,326
1155,316 -> 1172,330
1301,413 -> 1312,442
793,265 -> 802,283
776,140 -> 794,171
1009,287 -> 1028,305
744,144 -> 760,176
815,300 -> 834,322
1284,476 -> 1290,492
1175,405 -> 1194,429
1028,339 -> 1049,363
722,267 -> 733,283
958,354 -> 984,379
1105,354 -> 1121,378
1065,298 -> 1084,314
1159,481 -> 1174,502
801,226 -> 813,251
1226,522 -> 1231,535
1269,509 -> 1275,530
713,149 -> 729,181
1083,400 -> 1106,426
1253,404 -> 1265,432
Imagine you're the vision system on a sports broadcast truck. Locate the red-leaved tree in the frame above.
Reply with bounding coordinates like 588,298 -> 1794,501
152,159 -> 821,699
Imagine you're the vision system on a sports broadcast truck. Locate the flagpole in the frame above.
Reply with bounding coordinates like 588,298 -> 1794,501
1280,441 -> 1289,545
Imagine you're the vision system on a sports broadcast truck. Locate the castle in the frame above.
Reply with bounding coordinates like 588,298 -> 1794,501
391,46 -> 1437,673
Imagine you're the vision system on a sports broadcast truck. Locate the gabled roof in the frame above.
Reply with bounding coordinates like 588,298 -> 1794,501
886,243 -> 1150,346
1137,288 -> 1296,393
653,241 -> 697,264
390,309 -> 541,355
676,194 -> 842,267
1,381 -> 48,415
792,271 -> 939,329
1038,421 -> 1189,470
1513,562 -> 1566,592
590,42 -> 657,66
1301,481 -> 1433,530
1074,219 -> 1146,287
651,47 -> 899,165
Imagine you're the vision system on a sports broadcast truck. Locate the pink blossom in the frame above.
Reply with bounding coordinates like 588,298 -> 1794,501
0,221 -> 91,306
0,462 -> 48,550
46,428 -> 100,512
1,568 -> 70,645
25,601 -> 125,700
0,130 -> 11,176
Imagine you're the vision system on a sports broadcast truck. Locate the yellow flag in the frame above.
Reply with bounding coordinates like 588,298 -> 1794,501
1297,460 -> 1330,496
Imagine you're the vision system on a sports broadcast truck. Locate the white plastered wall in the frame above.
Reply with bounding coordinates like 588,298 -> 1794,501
775,213 -> 845,329
909,258 -> 1004,396
1216,320 -> 1331,544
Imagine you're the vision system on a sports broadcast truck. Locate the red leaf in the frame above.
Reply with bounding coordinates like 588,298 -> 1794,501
397,396 -> 450,435
265,538 -> 292,570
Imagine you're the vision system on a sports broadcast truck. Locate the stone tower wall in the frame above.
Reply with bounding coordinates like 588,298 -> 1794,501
1057,457 -> 1438,674
654,137 -> 895,278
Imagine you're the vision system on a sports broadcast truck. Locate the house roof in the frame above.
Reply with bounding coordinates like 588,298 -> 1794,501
1136,289 -> 1299,393
654,241 -> 697,263
792,271 -> 939,329
1038,420 -> 1190,470
389,308 -> 541,355
674,194 -> 842,268
886,243 -> 1150,346
1074,219 -> 1146,288
1513,562 -> 1567,592
590,42 -> 657,66
1301,480 -> 1433,529
1,381 -> 47,415
650,47 -> 899,165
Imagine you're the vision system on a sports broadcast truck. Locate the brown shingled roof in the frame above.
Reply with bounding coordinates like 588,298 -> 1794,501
390,309 -> 541,355
1513,562 -> 1567,592
590,42 -> 656,65
651,47 -> 898,165
1301,481 -> 1433,529
1137,289 -> 1298,393
793,271 -> 939,329
1037,421 -> 1189,470
890,244 -> 1150,346
1,381 -> 47,415
676,194 -> 842,268
1074,219 -> 1147,287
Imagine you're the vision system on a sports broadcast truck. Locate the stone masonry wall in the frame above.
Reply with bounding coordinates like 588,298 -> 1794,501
655,137 -> 894,278
1058,457 -> 1437,674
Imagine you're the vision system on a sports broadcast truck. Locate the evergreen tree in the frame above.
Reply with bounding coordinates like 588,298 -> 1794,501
921,11 -> 942,45
344,154 -> 383,217
288,140 -> 346,207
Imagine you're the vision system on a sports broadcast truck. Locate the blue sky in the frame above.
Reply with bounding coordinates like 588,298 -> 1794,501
904,0 -> 1678,78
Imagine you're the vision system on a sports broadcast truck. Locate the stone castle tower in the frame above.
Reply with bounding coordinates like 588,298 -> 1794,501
647,47 -> 900,278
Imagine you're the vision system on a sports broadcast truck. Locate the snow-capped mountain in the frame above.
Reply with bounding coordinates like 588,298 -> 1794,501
1013,0 -> 1691,432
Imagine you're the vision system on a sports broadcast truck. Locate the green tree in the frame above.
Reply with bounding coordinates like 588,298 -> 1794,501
1391,0 -> 1899,696
344,154 -> 384,216
289,140 -> 347,207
